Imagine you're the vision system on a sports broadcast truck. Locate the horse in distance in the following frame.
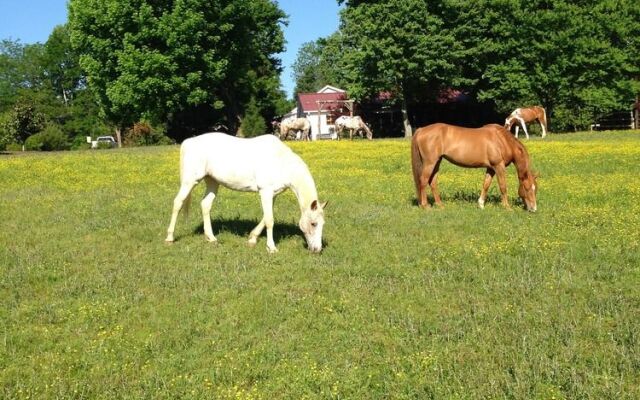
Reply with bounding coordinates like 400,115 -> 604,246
334,115 -> 373,140
280,116 -> 311,141
165,132 -> 327,253
411,123 -> 538,211
504,106 -> 548,139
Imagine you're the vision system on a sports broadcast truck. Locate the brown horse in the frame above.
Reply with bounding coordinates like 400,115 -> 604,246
504,106 -> 548,139
411,123 -> 538,211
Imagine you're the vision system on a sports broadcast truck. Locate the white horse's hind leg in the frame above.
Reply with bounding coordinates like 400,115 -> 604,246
258,189 -> 277,253
201,176 -> 220,243
247,219 -> 266,247
517,117 -> 529,139
539,119 -> 547,138
165,181 -> 197,242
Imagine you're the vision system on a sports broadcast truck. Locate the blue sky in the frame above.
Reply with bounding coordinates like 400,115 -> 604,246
0,0 -> 342,98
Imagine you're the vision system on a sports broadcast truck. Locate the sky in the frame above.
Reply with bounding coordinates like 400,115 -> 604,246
0,0 -> 342,99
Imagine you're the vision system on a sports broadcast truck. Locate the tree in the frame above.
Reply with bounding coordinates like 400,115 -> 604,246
3,102 -> 46,149
291,34 -> 349,95
337,0 -> 460,137
473,0 -> 640,131
334,0 -> 640,133
68,0 -> 287,142
43,25 -> 83,106
240,97 -> 267,137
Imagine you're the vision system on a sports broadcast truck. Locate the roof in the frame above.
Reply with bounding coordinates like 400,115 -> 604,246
317,85 -> 345,94
298,92 -> 348,113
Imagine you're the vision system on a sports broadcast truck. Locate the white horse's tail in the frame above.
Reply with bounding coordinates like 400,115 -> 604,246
179,143 -> 191,218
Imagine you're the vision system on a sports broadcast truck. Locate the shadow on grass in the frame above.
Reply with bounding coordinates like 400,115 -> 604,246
408,191 -> 513,207
187,218 -> 329,250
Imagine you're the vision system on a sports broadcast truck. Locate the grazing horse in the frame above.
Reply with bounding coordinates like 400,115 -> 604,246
411,123 -> 538,211
280,117 -> 311,141
334,115 -> 373,140
505,106 -> 548,139
165,132 -> 327,253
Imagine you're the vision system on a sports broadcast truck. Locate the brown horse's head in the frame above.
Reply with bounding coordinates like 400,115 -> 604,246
518,171 -> 538,212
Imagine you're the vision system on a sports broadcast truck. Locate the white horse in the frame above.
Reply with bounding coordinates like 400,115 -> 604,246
505,106 -> 548,139
334,115 -> 373,140
165,132 -> 327,253
280,117 -> 311,141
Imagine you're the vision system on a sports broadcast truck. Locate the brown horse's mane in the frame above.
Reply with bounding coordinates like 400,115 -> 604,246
496,125 -> 533,178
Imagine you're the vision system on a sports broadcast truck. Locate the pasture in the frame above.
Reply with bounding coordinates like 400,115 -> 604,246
1,131 -> 639,399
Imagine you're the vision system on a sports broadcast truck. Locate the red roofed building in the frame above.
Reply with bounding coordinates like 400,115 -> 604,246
294,85 -> 354,140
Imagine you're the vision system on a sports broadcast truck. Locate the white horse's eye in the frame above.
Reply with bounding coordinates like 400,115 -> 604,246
311,222 -> 318,227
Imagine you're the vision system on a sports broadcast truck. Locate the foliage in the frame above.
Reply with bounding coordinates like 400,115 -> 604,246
291,35 -> 348,95
68,0 -> 288,140
3,102 -> 46,145
42,25 -> 84,105
1,132 -> 640,398
24,124 -> 69,151
124,121 -> 174,147
239,97 -> 267,137
317,0 -> 640,132
0,30 -> 111,147
0,111 -> 11,150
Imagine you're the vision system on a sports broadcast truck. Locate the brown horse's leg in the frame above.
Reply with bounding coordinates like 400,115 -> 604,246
418,159 -> 440,208
429,159 -> 443,207
478,168 -> 495,209
494,163 -> 511,209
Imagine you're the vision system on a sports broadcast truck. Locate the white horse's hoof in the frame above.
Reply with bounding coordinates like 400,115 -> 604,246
164,239 -> 174,245
247,238 -> 257,247
205,237 -> 218,244
267,246 -> 278,254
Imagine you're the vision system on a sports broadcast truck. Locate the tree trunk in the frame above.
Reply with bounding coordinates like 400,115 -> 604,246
401,93 -> 413,138
115,126 -> 123,148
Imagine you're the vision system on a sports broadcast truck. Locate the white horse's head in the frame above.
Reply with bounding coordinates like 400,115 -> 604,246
299,200 -> 327,253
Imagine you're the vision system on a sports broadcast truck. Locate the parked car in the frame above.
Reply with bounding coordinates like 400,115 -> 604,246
91,136 -> 117,149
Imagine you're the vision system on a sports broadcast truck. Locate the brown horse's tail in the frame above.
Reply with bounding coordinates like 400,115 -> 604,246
411,132 -> 423,200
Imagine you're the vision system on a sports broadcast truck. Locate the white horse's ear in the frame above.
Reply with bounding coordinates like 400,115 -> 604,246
320,200 -> 328,209
310,200 -> 318,210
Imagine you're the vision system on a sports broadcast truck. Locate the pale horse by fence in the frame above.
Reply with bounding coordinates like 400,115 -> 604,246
334,115 -> 373,140
280,117 -> 311,141
165,133 -> 327,253
504,106 -> 548,139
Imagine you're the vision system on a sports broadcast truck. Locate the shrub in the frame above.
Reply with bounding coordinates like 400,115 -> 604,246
240,97 -> 267,138
24,125 -> 69,151
124,122 -> 174,146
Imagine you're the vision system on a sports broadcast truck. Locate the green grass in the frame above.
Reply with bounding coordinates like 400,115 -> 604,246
1,131 -> 639,399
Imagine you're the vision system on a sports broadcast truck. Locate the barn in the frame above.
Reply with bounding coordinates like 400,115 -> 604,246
295,85 -> 354,140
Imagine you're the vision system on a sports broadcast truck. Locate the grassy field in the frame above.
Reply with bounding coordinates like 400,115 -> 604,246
1,131 -> 639,399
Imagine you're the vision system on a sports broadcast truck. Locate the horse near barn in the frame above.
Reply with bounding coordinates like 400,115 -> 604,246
504,106 -> 548,139
279,117 -> 311,141
411,123 -> 538,212
334,115 -> 373,140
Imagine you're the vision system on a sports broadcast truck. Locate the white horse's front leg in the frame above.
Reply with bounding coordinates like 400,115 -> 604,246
258,190 -> 277,253
165,181 -> 196,242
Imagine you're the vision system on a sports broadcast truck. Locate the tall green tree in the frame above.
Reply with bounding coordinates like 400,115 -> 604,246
291,33 -> 348,95
337,0 -> 461,137
336,0 -> 640,132
43,25 -> 83,106
68,0 -> 287,143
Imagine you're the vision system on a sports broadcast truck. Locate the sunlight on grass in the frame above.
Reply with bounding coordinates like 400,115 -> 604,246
1,131 -> 639,399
